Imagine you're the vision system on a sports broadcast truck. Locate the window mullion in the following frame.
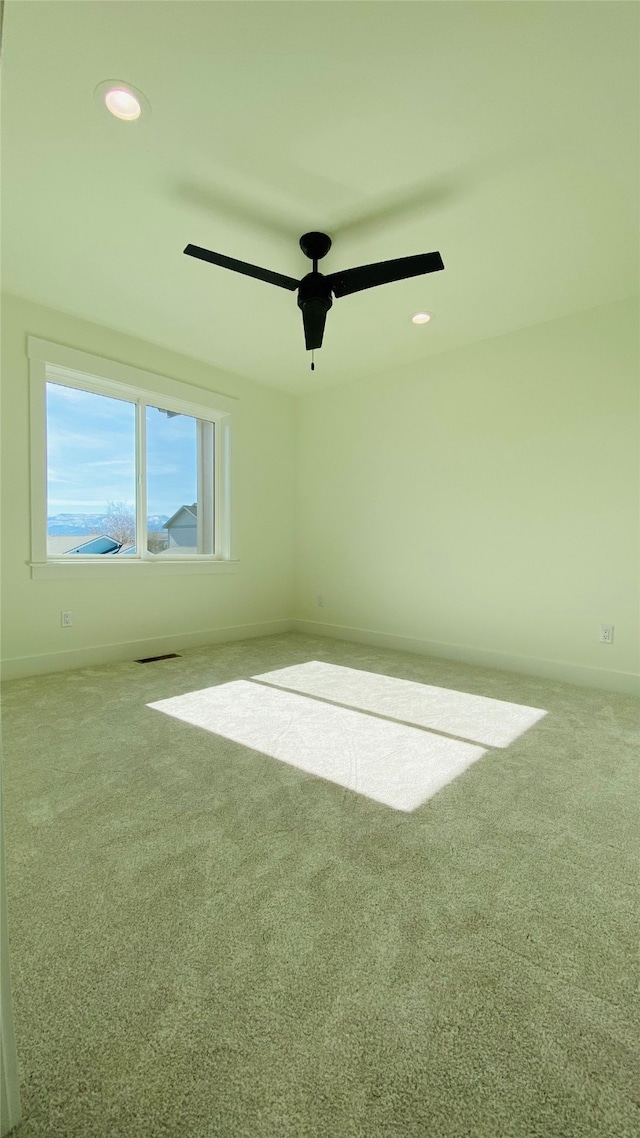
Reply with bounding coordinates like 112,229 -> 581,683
136,401 -> 147,558
197,421 -> 204,555
197,420 -> 215,555
216,418 -> 231,559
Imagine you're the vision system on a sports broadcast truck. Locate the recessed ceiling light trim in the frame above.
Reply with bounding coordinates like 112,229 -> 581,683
411,311 -> 432,325
94,80 -> 151,122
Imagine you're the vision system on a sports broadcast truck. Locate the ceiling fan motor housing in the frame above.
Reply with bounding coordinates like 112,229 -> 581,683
297,272 -> 333,350
297,271 -> 333,311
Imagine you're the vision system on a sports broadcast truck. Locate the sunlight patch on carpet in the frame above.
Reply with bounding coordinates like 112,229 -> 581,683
252,662 -> 547,747
148,680 -> 487,811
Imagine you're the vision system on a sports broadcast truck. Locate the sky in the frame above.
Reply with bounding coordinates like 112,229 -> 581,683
46,383 -> 198,517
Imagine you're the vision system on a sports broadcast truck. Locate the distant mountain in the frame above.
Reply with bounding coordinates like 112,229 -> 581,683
48,513 -> 170,535
47,514 -> 103,536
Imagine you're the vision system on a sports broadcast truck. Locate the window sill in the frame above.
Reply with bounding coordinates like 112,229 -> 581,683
29,559 -> 239,580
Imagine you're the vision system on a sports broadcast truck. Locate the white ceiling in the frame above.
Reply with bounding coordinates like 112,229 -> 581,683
2,1 -> 638,394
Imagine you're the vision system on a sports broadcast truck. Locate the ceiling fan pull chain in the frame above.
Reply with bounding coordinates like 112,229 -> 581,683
311,350 -> 315,372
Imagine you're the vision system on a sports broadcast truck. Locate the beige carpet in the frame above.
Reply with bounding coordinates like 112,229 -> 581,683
2,633 -> 638,1137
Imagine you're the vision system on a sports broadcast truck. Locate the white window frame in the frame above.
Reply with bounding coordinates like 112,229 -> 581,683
28,337 -> 237,579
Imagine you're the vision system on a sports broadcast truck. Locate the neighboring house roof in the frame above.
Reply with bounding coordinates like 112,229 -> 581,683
163,503 -> 197,529
64,534 -> 122,555
118,545 -> 156,556
48,534 -> 101,555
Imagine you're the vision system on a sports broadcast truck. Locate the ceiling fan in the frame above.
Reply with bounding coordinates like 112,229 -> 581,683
184,232 -> 444,366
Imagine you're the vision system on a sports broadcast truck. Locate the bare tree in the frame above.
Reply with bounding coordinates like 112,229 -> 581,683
103,501 -> 136,545
147,530 -> 169,554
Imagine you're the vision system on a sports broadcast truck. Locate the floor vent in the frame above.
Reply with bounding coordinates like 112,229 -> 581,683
136,653 -> 181,663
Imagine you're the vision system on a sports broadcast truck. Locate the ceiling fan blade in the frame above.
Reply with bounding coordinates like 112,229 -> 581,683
301,299 -> 329,350
184,244 -> 300,291
327,251 -> 444,298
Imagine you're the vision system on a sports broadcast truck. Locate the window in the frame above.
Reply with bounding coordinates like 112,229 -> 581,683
29,338 -> 235,578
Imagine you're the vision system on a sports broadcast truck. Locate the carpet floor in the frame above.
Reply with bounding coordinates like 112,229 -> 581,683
2,632 -> 638,1137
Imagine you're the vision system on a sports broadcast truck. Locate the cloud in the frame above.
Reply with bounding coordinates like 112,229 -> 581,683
147,463 -> 182,476
81,459 -> 136,469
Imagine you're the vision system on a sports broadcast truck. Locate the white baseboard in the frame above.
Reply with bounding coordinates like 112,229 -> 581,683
3,617 -> 638,695
1,620 -> 295,681
292,618 -> 640,696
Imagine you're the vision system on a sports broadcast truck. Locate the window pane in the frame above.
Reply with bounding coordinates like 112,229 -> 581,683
46,383 -> 136,557
146,407 -> 214,555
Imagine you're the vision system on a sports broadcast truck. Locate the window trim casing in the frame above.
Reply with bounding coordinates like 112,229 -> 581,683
28,337 -> 237,579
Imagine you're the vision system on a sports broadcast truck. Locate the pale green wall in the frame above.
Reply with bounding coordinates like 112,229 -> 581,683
294,298 -> 639,687
1,293 -> 295,673
3,293 -> 638,689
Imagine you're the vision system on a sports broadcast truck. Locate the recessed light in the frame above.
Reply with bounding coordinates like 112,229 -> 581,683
411,312 -> 432,325
105,88 -> 141,120
94,80 -> 150,122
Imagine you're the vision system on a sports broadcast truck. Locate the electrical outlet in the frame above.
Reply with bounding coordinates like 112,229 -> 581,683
60,611 -> 73,628
316,594 -> 325,608
599,624 -> 614,643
